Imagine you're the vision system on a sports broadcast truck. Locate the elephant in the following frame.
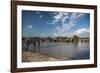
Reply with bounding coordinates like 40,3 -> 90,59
24,37 -> 40,52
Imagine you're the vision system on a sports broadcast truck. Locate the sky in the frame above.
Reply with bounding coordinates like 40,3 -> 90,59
22,10 -> 90,38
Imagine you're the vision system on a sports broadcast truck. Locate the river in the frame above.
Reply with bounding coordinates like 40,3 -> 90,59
22,41 -> 90,60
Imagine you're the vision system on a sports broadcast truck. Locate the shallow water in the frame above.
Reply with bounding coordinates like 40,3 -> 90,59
22,41 -> 90,60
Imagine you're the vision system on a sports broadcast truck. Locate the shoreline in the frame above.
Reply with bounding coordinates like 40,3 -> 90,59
22,50 -> 61,62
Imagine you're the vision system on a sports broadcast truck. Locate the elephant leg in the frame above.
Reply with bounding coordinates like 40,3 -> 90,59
33,43 -> 36,52
38,41 -> 40,52
26,43 -> 29,50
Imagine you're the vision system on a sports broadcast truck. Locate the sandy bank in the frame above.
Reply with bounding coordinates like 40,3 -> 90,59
22,50 -> 60,62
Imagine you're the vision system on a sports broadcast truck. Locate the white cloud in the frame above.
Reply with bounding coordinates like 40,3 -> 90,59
58,21 -> 75,33
53,12 -> 58,15
40,34 -> 45,36
39,15 -> 43,18
52,28 -> 89,37
75,28 -> 89,35
54,12 -> 63,20
53,19 -> 59,23
28,25 -> 32,28
52,12 -> 70,30
74,28 -> 90,37
36,12 -> 43,18
53,33 -> 57,36
36,11 -> 40,14
58,13 -> 85,34
63,12 -> 69,15
61,15 -> 69,24
50,12 -> 87,37
52,12 -> 69,24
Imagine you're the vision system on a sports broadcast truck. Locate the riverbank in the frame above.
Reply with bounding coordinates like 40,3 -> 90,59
22,50 -> 60,62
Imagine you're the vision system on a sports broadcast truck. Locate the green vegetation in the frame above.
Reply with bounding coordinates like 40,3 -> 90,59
72,35 -> 79,43
22,35 -> 89,43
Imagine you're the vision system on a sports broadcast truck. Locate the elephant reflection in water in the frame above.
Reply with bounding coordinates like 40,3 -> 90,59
24,37 -> 40,52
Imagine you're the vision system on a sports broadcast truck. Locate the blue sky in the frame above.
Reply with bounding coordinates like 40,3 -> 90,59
22,10 -> 90,37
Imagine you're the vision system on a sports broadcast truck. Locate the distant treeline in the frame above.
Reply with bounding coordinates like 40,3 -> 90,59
22,35 -> 89,43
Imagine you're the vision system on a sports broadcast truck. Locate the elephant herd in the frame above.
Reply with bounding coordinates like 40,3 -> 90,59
23,37 -> 40,52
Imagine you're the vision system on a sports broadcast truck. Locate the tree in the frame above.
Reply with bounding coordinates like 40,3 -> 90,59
72,35 -> 79,43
